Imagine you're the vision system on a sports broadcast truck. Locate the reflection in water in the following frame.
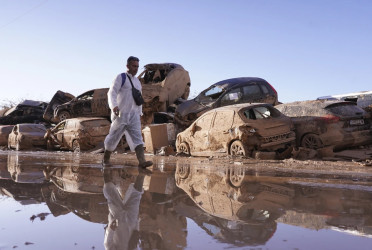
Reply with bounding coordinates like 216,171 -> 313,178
175,163 -> 372,245
1,151 -> 372,249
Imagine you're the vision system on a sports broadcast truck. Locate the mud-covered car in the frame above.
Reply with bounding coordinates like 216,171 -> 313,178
8,124 -> 47,150
43,90 -> 75,123
53,88 -> 110,122
0,125 -> 14,146
138,63 -> 191,125
45,117 -> 111,152
0,100 -> 47,125
174,77 -> 278,128
275,100 -> 372,150
176,103 -> 295,157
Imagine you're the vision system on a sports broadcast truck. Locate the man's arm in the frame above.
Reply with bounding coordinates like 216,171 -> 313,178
107,74 -> 123,115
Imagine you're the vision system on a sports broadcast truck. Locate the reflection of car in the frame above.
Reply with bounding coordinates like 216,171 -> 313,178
176,103 -> 295,157
0,100 -> 47,125
8,124 -> 47,150
137,63 -> 191,125
175,77 -> 278,127
53,88 -> 110,122
7,153 -> 46,183
0,125 -> 14,146
43,90 -> 75,123
45,117 -> 111,152
275,100 -> 372,150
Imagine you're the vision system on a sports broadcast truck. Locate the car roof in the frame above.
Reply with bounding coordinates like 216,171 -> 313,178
213,77 -> 267,89
277,99 -> 356,109
144,63 -> 184,70
204,103 -> 272,113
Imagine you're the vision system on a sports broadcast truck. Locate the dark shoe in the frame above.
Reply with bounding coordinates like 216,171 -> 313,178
135,145 -> 153,168
102,150 -> 112,165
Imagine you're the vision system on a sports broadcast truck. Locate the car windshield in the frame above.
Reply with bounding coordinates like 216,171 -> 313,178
195,85 -> 225,104
326,103 -> 365,116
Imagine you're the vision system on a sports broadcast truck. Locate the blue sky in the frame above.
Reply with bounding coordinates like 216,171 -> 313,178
1,0 -> 371,106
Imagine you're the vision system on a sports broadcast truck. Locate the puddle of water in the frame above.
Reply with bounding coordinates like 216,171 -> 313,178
0,151 -> 372,249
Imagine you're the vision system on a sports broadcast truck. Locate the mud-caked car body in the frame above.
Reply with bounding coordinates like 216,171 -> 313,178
276,100 -> 372,150
53,88 -> 110,122
0,100 -> 47,125
8,124 -> 47,150
0,125 -> 15,146
176,103 -> 295,157
138,63 -> 191,125
43,90 -> 75,123
45,117 -> 111,152
175,77 -> 278,128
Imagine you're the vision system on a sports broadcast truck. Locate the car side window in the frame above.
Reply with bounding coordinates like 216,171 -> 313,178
220,88 -> 242,106
77,91 -> 94,101
55,122 -> 65,131
242,85 -> 262,101
260,84 -> 269,95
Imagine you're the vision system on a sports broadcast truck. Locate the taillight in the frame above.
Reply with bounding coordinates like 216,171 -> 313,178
316,115 -> 340,123
267,82 -> 277,95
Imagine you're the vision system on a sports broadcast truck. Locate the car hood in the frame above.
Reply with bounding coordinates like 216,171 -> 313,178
176,99 -> 210,117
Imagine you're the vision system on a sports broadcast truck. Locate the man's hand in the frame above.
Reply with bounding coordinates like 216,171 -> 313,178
113,106 -> 120,116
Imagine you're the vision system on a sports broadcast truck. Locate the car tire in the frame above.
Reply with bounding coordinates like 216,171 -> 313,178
177,142 -> 190,156
301,133 -> 323,149
58,111 -> 71,122
176,165 -> 190,179
230,140 -> 249,156
72,140 -> 80,153
229,166 -> 245,187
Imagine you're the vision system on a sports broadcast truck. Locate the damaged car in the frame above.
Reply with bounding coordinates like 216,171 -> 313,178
53,88 -> 110,122
275,100 -> 372,150
174,77 -> 278,128
45,117 -> 111,152
176,103 -> 295,158
0,100 -> 47,125
43,90 -> 75,123
138,63 -> 191,125
0,125 -> 14,146
8,123 -> 47,150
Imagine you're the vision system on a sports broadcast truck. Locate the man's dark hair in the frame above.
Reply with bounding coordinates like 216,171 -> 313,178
127,56 -> 139,64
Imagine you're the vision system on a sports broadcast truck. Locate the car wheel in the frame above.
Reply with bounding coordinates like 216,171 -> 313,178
176,165 -> 190,179
301,133 -> 323,149
58,111 -> 71,122
72,140 -> 80,153
177,142 -> 190,156
229,166 -> 245,187
230,140 -> 249,156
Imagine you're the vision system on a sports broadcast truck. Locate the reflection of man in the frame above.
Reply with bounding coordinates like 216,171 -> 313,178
103,168 -> 146,250
103,56 -> 152,168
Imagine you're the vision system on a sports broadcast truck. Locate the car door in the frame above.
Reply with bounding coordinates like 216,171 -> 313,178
241,84 -> 264,103
72,91 -> 93,116
209,110 -> 235,154
190,112 -> 215,153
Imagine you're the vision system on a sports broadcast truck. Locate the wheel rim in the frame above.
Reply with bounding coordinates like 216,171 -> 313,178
230,141 -> 246,156
230,166 -> 245,187
302,134 -> 322,149
177,165 -> 190,179
178,142 -> 190,155
59,111 -> 70,121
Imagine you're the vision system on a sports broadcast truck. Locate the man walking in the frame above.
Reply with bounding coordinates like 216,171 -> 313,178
103,56 -> 152,168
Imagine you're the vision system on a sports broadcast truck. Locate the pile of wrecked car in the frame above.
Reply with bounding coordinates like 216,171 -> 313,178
1,63 -> 372,160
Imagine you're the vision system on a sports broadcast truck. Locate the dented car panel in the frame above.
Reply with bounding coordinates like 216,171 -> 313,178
175,77 -> 278,128
45,117 -> 110,151
0,125 -> 14,146
8,124 -> 47,150
138,63 -> 191,125
43,90 -> 75,123
176,103 -> 295,157
276,100 -> 372,150
53,88 -> 111,122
